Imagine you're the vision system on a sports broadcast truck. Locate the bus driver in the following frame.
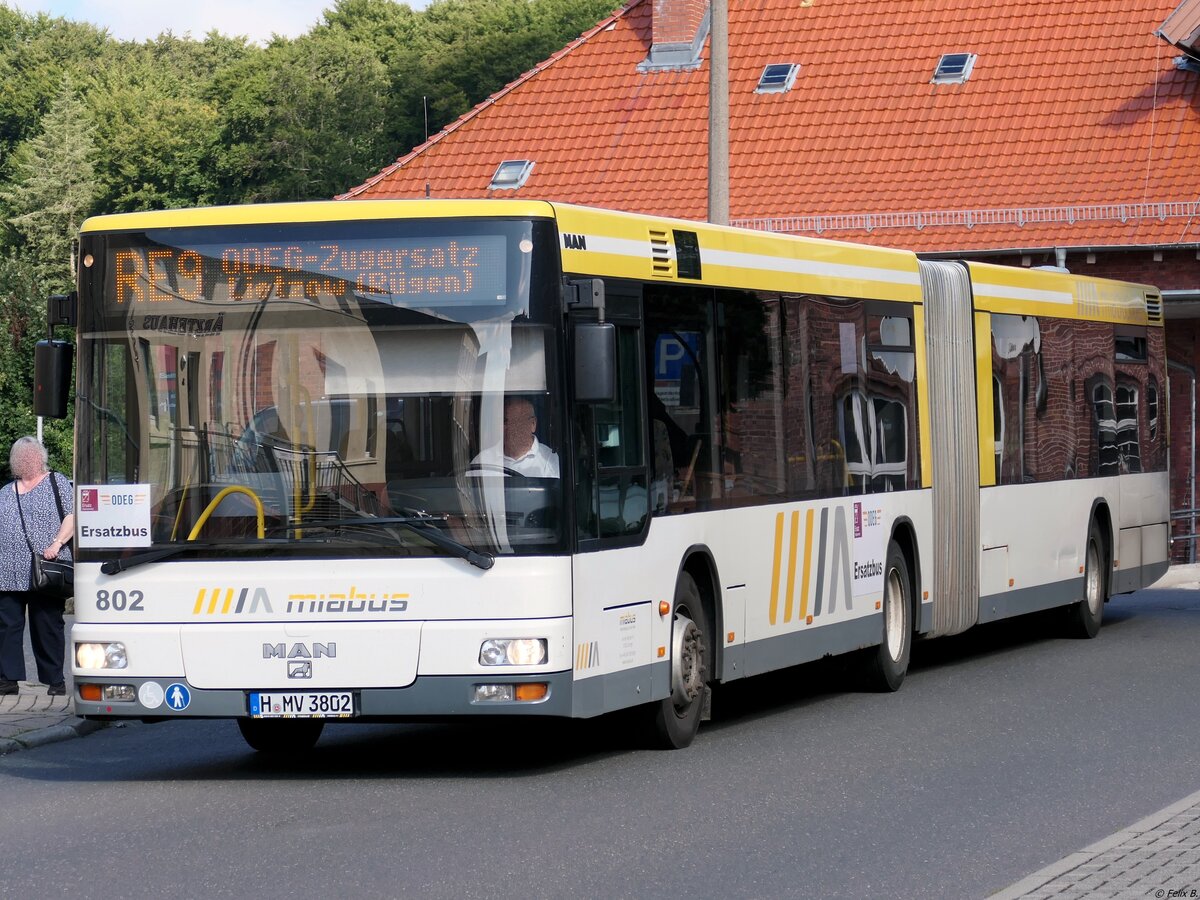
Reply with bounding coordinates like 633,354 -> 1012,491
474,397 -> 560,478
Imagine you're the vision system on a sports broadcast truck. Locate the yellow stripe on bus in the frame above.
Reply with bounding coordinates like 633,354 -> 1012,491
784,510 -> 801,623
975,312 -> 997,487
768,512 -> 785,625
81,199 -> 557,233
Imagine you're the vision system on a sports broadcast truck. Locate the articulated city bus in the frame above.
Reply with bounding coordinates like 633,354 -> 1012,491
36,200 -> 1169,752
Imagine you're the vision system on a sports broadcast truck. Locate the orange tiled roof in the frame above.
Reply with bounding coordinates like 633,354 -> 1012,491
340,0 -> 1200,253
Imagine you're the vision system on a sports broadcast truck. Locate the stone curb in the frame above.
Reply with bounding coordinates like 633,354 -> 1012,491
0,716 -> 107,756
990,785 -> 1200,898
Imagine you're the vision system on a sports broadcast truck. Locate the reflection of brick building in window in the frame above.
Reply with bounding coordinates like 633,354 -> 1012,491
718,290 -> 785,501
993,317 -> 1084,484
1118,326 -> 1168,475
649,287 -> 919,508
993,317 -> 1167,485
252,341 -> 276,416
1075,323 -> 1116,479
785,295 -> 855,497
783,295 -> 918,498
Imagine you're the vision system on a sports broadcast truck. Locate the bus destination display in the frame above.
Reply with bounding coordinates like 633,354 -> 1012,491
107,234 -> 509,308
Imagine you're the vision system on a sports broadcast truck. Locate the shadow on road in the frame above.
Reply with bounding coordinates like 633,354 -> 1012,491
6,591 -> 1190,784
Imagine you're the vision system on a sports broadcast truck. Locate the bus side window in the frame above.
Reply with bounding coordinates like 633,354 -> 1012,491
644,285 -> 721,512
577,325 -> 648,541
716,290 -> 786,503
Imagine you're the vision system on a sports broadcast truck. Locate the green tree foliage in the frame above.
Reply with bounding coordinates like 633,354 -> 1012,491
213,29 -> 391,202
0,79 -> 98,288
0,253 -> 72,478
410,0 -> 615,141
85,35 -> 247,211
0,10 -> 108,177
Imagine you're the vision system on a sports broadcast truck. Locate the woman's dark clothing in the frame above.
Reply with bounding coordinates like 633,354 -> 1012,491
0,473 -> 73,684
0,591 -> 65,684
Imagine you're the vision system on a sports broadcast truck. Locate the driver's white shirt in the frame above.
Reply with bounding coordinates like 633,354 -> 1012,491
474,436 -> 560,478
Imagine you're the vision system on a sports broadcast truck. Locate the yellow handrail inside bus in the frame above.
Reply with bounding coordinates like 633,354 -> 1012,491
187,486 -> 265,541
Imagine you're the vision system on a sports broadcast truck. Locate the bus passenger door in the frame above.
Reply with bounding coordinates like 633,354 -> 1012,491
570,313 -> 659,716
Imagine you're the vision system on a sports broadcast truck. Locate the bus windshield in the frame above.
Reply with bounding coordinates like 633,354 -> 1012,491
75,216 -> 565,562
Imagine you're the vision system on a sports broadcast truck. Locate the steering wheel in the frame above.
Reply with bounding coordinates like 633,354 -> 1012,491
465,462 -> 527,479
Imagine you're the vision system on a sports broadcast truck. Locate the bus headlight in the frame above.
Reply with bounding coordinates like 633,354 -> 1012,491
478,638 -> 547,666
75,642 -> 128,670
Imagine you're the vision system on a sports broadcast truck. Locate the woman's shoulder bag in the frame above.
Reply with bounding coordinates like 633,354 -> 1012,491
13,475 -> 73,600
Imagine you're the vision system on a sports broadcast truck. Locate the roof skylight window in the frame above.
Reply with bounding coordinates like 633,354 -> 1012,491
932,53 -> 977,84
488,159 -> 534,190
756,63 -> 800,93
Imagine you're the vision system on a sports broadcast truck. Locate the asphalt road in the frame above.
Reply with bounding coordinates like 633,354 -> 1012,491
1,585 -> 1198,899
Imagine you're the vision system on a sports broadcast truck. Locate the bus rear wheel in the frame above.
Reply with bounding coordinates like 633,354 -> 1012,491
862,540 -> 912,692
646,572 -> 710,750
237,717 -> 325,754
1066,522 -> 1106,639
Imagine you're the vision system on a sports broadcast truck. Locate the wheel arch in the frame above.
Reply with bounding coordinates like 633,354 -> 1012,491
676,545 -> 721,679
1087,499 -> 1113,598
889,516 -> 923,634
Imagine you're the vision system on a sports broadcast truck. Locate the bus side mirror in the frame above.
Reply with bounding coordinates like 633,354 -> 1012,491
48,292 -> 77,327
574,322 -> 615,403
34,339 -> 73,419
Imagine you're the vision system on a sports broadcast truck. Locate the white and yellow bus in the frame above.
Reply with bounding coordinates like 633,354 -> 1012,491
40,200 -> 1168,751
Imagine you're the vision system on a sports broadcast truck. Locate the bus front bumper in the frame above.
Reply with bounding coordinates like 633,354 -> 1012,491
73,670 -> 575,720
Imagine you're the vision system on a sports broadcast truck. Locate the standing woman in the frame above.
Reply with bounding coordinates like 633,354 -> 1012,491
0,436 -> 74,695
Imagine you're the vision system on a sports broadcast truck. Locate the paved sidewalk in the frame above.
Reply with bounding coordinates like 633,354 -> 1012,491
0,684 -> 100,755
993,788 -> 1200,899
0,611 -> 103,755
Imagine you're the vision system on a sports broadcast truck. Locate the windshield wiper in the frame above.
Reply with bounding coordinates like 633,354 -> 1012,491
99,517 -> 495,574
275,516 -> 495,570
99,539 -> 285,575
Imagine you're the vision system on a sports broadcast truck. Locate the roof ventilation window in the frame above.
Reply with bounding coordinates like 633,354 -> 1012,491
648,229 -> 674,278
1145,293 -> 1164,323
932,53 -> 977,84
489,159 -> 534,191
756,63 -> 800,93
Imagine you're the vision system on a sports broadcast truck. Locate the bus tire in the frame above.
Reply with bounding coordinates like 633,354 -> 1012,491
237,717 -> 325,754
1066,521 -> 1106,639
863,540 -> 912,692
647,571 -> 710,750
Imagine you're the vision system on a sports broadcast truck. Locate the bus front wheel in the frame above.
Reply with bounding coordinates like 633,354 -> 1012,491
237,717 -> 325,754
646,571 -> 710,750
